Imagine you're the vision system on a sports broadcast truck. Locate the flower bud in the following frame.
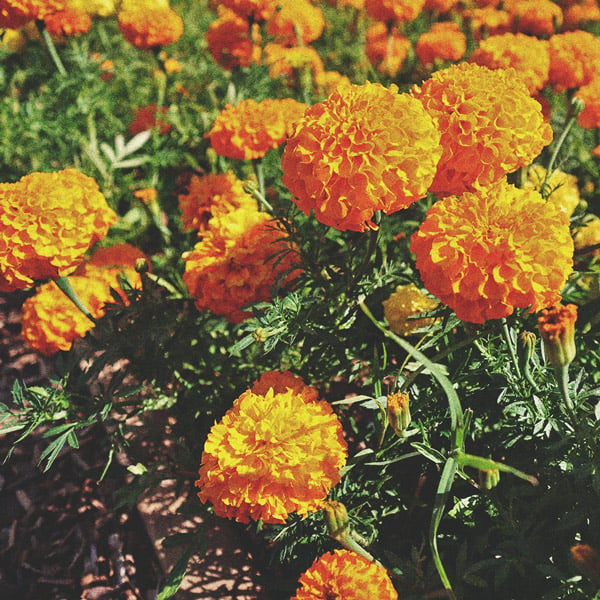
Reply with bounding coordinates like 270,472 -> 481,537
386,392 -> 411,437
323,500 -> 350,541
517,330 -> 537,375
537,304 -> 578,370
478,468 -> 500,491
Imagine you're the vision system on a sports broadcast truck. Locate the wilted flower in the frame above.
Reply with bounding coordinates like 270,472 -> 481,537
383,283 -> 439,335
537,303 -> 578,369
118,4 -> 183,49
206,97 -> 308,160
282,82 -> 442,232
196,382 -> 347,523
410,179 -> 573,324
365,22 -> 411,77
291,549 -> 398,600
412,62 -> 552,197
415,22 -> 467,67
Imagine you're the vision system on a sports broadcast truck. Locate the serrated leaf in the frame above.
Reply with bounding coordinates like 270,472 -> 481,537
38,431 -> 71,472
114,133 -> 125,158
100,142 -> 116,162
112,156 -> 150,169
124,130 -> 151,155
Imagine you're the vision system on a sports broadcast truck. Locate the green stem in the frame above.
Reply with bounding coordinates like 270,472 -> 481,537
36,20 -> 67,76
543,102 -> 579,194
555,365 -> 577,425
55,276 -> 96,324
252,159 -> 268,209
501,319 -> 521,377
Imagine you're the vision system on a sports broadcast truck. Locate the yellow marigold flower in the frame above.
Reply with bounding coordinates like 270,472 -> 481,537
412,63 -> 552,197
315,69 -> 352,95
178,171 -> 257,234
548,30 -> 600,91
573,217 -> 600,253
537,303 -> 577,369
68,0 -> 116,16
410,179 -> 574,324
504,0 -> 563,36
575,78 -> 600,129
264,43 -> 324,85
415,21 -> 467,67
196,384 -> 347,524
206,97 -> 308,161
282,82 -> 442,232
366,0 -> 427,23
206,9 -> 261,70
0,169 -> 116,292
118,5 -> 183,49
383,283 -> 439,335
44,6 -> 91,37
212,0 -> 278,21
291,549 -> 398,600
0,0 -> 64,28
462,6 -> 513,40
524,164 -> 581,217
251,369 -> 319,403
266,0 -> 324,45
182,207 -> 300,323
365,22 -> 411,77
469,33 -> 549,94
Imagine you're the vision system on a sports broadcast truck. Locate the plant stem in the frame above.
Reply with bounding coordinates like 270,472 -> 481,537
501,319 -> 521,377
55,276 -> 96,324
555,365 -> 577,425
36,20 -> 67,76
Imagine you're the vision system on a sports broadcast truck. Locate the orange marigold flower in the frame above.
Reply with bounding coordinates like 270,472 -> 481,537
178,171 -> 257,233
415,21 -> 467,67
212,0 -> 278,21
129,103 -> 171,135
282,82 -> 442,232
315,70 -> 352,95
537,303 -> 577,369
118,5 -> 183,49
266,0 -> 324,45
462,6 -> 513,39
412,62 -> 552,197
524,164 -> 581,216
504,0 -> 563,35
410,179 -> 574,324
424,0 -> 461,14
365,22 -> 411,77
264,43 -> 324,84
251,369 -> 319,402
44,6 -> 91,37
291,549 -> 398,600
0,0 -> 64,28
79,242 -> 147,272
571,544 -> 600,587
195,383 -> 347,524
206,97 -> 308,161
562,0 -> 600,29
366,0 -> 427,23
575,78 -> 600,129
0,169 -> 116,292
548,30 -> 600,91
383,283 -> 439,335
206,9 -> 261,70
182,207 -> 300,323
469,33 -> 549,94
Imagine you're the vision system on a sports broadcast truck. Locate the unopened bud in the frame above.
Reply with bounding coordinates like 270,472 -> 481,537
387,392 -> 411,437
478,468 -> 500,491
252,328 -> 268,343
323,500 -> 350,541
517,331 -> 537,374
135,257 -> 149,274
537,304 -> 578,370
571,96 -> 585,117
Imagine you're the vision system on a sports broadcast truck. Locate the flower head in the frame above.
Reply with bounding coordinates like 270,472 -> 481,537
366,0 -> 427,23
563,0 -> 600,29
196,382 -> 347,523
68,0 -> 116,16
118,5 -> 183,49
365,22 -> 411,77
548,30 -> 600,91
266,0 -> 324,45
264,43 -> 325,86
462,6 -> 513,40
575,78 -> 600,129
178,171 -> 257,234
129,103 -> 171,135
504,0 -> 563,36
573,217 -> 600,254
537,303 -> 578,369
282,82 -> 442,232
291,549 -> 398,600
251,369 -> 319,402
412,62 -> 552,197
383,283 -> 439,335
206,97 -> 308,161
415,21 -> 467,67
0,0 -> 64,28
214,0 -> 278,21
524,164 -> 581,216
0,169 -> 116,292
182,207 -> 300,323
410,179 -> 574,323
44,6 -> 91,37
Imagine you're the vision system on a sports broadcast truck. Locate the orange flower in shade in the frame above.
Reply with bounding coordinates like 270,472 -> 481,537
314,70 -> 352,96
524,164 -> 581,216
118,5 -> 183,49
462,6 -> 513,40
178,171 -> 257,234
206,9 -> 261,70
366,0 -> 427,23
410,179 -> 574,324
504,0 -> 563,36
182,207 -> 300,323
195,381 -> 347,524
365,22 -> 411,77
250,369 -> 319,402
206,97 -> 308,161
415,21 -> 467,67
0,169 -> 116,292
562,0 -> 600,29
78,242 -> 147,272
0,0 -> 64,28
537,303 -> 578,369
424,0 -> 461,14
266,0 -> 324,45
44,6 -> 91,37
383,283 -> 439,335
281,82 -> 442,232
469,33 -> 549,94
548,30 -> 600,91
291,550 -> 398,600
129,103 -> 171,135
570,544 -> 600,587
212,0 -> 278,21
575,78 -> 600,129
412,62 -> 552,197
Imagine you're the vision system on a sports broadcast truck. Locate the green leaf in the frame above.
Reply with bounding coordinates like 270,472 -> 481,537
157,543 -> 199,600
411,442 -> 446,465
454,451 -> 538,486
38,430 -> 71,472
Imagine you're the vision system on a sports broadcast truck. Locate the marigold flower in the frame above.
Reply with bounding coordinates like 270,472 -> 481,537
365,22 -> 411,77
182,207 -> 300,323
196,384 -> 347,524
366,0 -> 427,23
410,179 -> 574,323
282,82 -> 442,232
291,549 -> 398,600
315,70 -> 352,95
412,62 -> 552,197
524,164 -> 581,216
206,9 -> 261,70
251,369 -> 319,403
415,21 -> 467,67
129,103 -> 171,135
548,30 -> 600,91
178,171 -> 257,233
118,4 -> 183,49
69,0 -> 115,16
573,217 -> 600,253
383,283 -> 439,335
575,78 -> 600,129
44,6 -> 91,37
266,0 -> 324,45
462,6 -> 513,39
213,0 -> 278,21
504,0 -> 563,35
206,97 -> 308,161
0,169 -> 116,292
562,0 -> 600,29
424,0 -> 461,14
79,242 -> 147,272
469,33 -> 549,94
0,0 -> 64,28
264,43 -> 324,84
537,303 -> 577,369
